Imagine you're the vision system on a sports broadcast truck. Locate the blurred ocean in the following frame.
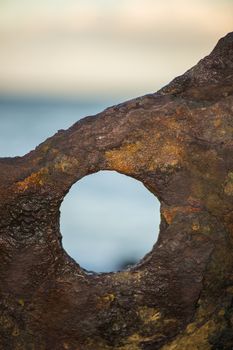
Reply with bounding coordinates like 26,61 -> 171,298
0,96 -> 160,272
0,95 -> 118,157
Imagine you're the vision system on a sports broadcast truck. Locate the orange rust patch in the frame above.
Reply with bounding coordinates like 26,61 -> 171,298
158,142 -> 184,169
105,138 -> 184,174
162,206 -> 201,225
96,294 -> 115,310
15,168 -> 49,192
192,223 -> 200,231
213,119 -> 222,128
105,142 -> 141,173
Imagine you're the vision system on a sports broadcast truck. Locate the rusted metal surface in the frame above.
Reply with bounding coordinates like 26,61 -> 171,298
0,33 -> 233,349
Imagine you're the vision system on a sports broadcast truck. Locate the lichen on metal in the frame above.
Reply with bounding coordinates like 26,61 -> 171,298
0,33 -> 233,349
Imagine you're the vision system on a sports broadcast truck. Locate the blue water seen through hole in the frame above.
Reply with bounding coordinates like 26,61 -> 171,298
60,171 -> 160,272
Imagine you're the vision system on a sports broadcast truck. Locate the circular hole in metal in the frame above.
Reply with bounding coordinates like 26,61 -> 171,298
60,170 -> 160,272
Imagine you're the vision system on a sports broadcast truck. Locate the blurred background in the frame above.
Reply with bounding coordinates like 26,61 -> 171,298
0,0 -> 232,272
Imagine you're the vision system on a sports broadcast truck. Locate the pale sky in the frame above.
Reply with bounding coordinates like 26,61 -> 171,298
0,0 -> 232,98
